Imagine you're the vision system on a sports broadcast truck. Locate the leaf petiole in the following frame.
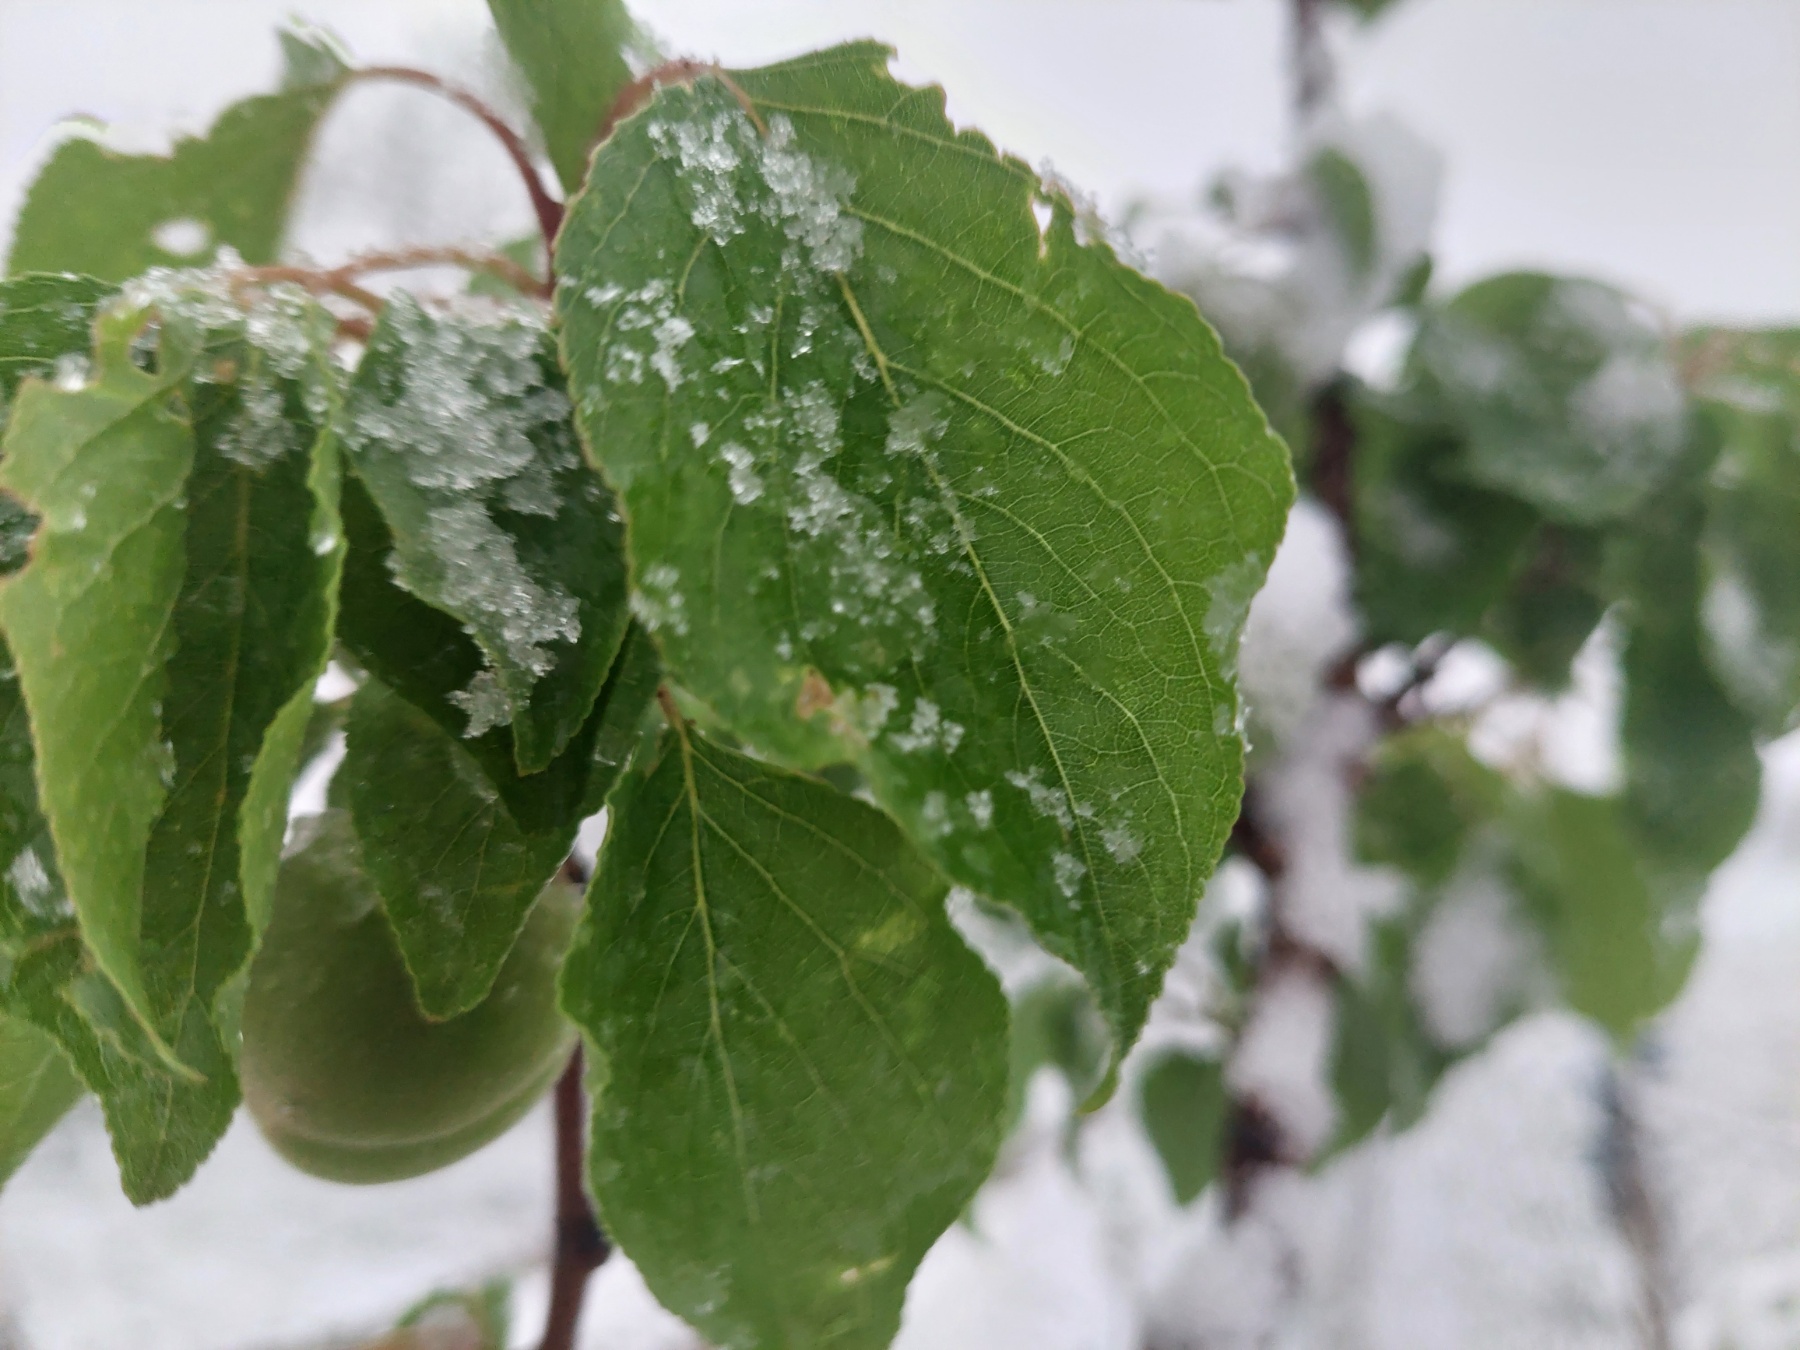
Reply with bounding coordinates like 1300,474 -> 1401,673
349,65 -> 565,251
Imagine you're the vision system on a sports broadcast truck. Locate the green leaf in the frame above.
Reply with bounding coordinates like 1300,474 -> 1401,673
0,275 -> 115,574
0,649 -> 234,1202
1350,386 -> 1537,646
1007,975 -> 1108,1123
467,235 -> 547,301
341,297 -> 629,772
0,1013 -> 84,1188
1621,619 -> 1760,883
1355,726 -> 1506,887
1511,789 -> 1697,1040
397,1279 -> 512,1350
337,620 -> 654,1017
237,410 -> 346,942
338,678 -> 576,1019
487,0 -> 642,194
136,290 -> 344,1094
1306,148 -> 1376,282
557,49 -> 1293,1079
7,28 -> 347,280
0,282 -> 345,1198
1481,524 -> 1606,690
1412,273 -> 1689,524
278,20 -> 353,91
1390,254 -> 1434,311
574,622 -> 665,814
1327,917 -> 1450,1152
0,301 -> 197,1062
1138,1049 -> 1226,1205
1686,328 -> 1800,731
1610,486 -> 1760,880
563,723 -> 1009,1350
0,274 -> 114,408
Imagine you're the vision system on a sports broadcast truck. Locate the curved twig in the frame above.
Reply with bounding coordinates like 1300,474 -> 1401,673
328,244 -> 547,299
350,66 -> 564,251
538,1050 -> 609,1350
235,244 -> 552,311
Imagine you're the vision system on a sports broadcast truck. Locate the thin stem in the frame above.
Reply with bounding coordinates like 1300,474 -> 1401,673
231,264 -> 385,313
235,244 -> 552,312
1218,381 -> 1368,1219
1600,1059 -> 1674,1350
331,244 -> 547,296
1290,0 -> 1335,124
1220,789 -> 1338,1219
539,1050 -> 610,1350
1309,382 -> 1358,555
351,66 -> 564,253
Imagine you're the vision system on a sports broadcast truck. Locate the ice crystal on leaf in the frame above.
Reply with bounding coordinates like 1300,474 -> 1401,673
339,295 -> 622,751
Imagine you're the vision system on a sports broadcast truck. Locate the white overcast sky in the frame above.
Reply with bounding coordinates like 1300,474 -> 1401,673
1,0 -> 1798,320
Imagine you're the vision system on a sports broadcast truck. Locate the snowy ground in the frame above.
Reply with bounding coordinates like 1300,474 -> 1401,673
5,740 -> 1800,1350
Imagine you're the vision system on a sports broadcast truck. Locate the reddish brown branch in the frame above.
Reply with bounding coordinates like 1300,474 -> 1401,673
1222,787 -> 1338,1217
352,66 -> 564,252
1219,374 -> 1368,1217
1228,791 -> 1289,882
230,263 -> 383,313
1308,381 -> 1358,553
539,1050 -> 609,1350
235,245 -> 552,315
323,244 -> 547,297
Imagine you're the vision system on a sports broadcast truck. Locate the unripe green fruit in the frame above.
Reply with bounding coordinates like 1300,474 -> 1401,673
241,810 -> 578,1184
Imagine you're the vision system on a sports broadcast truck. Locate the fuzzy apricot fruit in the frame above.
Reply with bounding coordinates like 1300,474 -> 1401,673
241,810 -> 577,1184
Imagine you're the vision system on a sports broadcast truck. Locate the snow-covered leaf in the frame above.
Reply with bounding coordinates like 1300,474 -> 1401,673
557,47 -> 1293,1080
342,298 -> 629,772
1413,274 -> 1690,524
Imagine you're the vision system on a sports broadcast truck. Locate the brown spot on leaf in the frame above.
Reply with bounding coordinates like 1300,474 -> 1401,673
794,668 -> 834,722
